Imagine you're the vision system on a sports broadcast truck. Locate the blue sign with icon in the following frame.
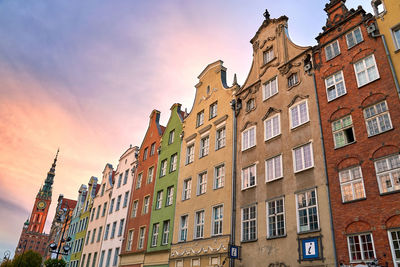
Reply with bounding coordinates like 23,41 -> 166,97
229,245 -> 240,259
301,237 -> 319,259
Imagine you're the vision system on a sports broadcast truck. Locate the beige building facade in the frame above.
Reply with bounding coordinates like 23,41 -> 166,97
234,13 -> 336,266
170,60 -> 238,267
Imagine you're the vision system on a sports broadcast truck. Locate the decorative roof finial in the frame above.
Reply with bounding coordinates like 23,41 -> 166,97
263,9 -> 270,20
233,73 -> 238,86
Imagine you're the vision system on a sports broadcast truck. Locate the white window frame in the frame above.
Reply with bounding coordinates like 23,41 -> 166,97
197,172 -> 207,195
354,54 -> 380,87
160,159 -> 167,177
287,73 -> 299,88
292,142 -> 314,173
168,130 -> 175,145
241,205 -> 257,242
151,223 -> 159,247
290,100 -> 309,129
388,228 -> 400,266
143,196 -> 150,214
241,126 -> 256,151
214,164 -> 225,189
179,215 -> 188,242
265,154 -> 283,182
138,227 -> 146,249
212,205 -> 223,236
150,143 -> 156,156
147,166 -> 154,184
166,186 -> 174,206
182,178 -> 192,200
194,210 -> 205,239
126,229 -> 134,251
196,110 -> 204,127
325,40 -> 340,61
295,188 -> 320,233
364,101 -> 393,137
266,198 -> 285,238
162,220 -> 170,245
374,154 -> 400,194
262,76 -> 278,100
347,233 -> 376,262
339,166 -> 366,202
132,200 -> 138,218
136,173 -> 143,189
241,164 -> 256,190
186,144 -> 194,164
170,153 -> 177,172
264,113 -> 281,141
392,25 -> 400,50
332,115 -> 355,148
199,136 -> 209,158
325,71 -> 347,101
263,49 -> 274,64
209,102 -> 217,119
216,127 -> 226,150
346,27 -> 363,49
156,191 -> 163,209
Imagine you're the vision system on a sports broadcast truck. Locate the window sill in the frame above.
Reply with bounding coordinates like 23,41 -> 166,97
347,40 -> 364,51
342,197 -> 366,204
241,185 -> 257,191
297,228 -> 321,235
262,92 -> 278,102
325,53 -> 341,63
380,189 -> 400,196
334,141 -> 356,150
265,134 -> 281,143
199,154 -> 209,159
327,92 -> 347,103
357,77 -> 380,89
294,166 -> 314,174
290,120 -> 310,131
287,82 -> 300,91
241,145 -> 256,152
266,176 -> 283,183
266,234 -> 286,240
215,146 -> 226,151
240,238 -> 258,244
367,127 -> 394,138
213,186 -> 224,190
185,161 -> 194,166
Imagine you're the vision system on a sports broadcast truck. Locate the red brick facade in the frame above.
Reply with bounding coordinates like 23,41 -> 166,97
313,1 -> 400,266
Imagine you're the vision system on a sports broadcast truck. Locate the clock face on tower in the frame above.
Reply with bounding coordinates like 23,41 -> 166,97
37,201 -> 46,210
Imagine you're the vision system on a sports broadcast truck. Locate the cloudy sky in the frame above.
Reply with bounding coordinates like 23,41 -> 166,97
0,0 -> 372,257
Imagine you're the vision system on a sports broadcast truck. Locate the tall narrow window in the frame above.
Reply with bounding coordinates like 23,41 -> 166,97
364,101 -> 392,136
214,164 -> 225,189
325,71 -> 346,101
105,249 -> 112,267
242,164 -> 256,190
179,215 -> 188,242
104,224 -> 110,240
151,223 -> 159,247
162,220 -> 170,245
91,229 -> 96,243
354,55 -> 379,87
212,205 -> 223,236
241,205 -> 257,241
194,210 -> 204,239
110,221 -> 117,239
332,115 -> 355,148
186,144 -> 194,164
150,142 -> 156,156
118,219 -> 124,237
325,40 -> 340,60
388,229 -> 400,266
290,100 -> 309,128
293,143 -> 313,173
143,196 -> 150,214
143,148 -> 148,161
263,49 -> 274,64
374,154 -> 400,194
126,229 -> 134,251
216,127 -> 226,150
339,166 -> 366,202
97,227 -> 102,242
196,110 -> 204,127
287,73 -> 299,87
123,169 -> 129,185
147,167 -> 154,184
264,114 -> 280,141
138,227 -> 146,249
170,153 -> 177,172
132,200 -> 138,218
156,191 -> 163,209
136,173 -> 143,189
209,102 -> 218,119
265,155 -> 283,182
168,130 -> 175,145
123,191 -> 129,208
160,159 -> 167,177
117,173 -> 122,188
296,189 -> 319,232
197,172 -> 207,195
347,233 -> 376,262
116,195 -> 121,211
182,178 -> 191,200
109,198 -> 115,214
393,26 -> 400,50
166,186 -> 174,206
200,136 -> 209,157
112,247 -> 119,266
242,126 -> 256,151
263,76 -> 278,100
346,27 -> 363,49
267,198 -> 285,238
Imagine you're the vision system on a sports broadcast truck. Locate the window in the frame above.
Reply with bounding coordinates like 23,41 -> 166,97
132,200 -> 138,217
388,229 -> 400,266
264,114 -> 280,141
354,55 -> 380,87
242,126 -> 256,151
182,179 -> 191,200
332,115 -> 355,148
162,220 -> 170,245
99,251 -> 105,267
104,224 -> 110,240
200,136 -> 209,157
194,210 -> 205,239
267,198 -> 285,238
290,100 -> 309,128
170,153 -> 177,172
372,0 -> 386,16
191,258 -> 200,267
246,98 -> 255,112
212,205 -> 223,236
393,26 -> 400,50
242,164 -> 256,190
287,73 -> 299,87
241,205 -> 257,241
86,231 -> 90,245
112,247 -> 119,266
150,142 -> 156,156
156,191 -> 163,209
110,221 -> 117,239
168,130 -> 175,145
374,154 -> 400,194
197,172 -> 207,195
263,76 -> 278,100
325,40 -> 340,60
186,144 -> 194,164
263,49 -> 274,64
81,255 -> 86,267
105,249 -> 112,267
92,252 -> 97,267
116,195 -> 121,211
346,27 -> 363,49
296,189 -> 319,232
91,229 -> 96,243
101,184 -> 105,196
175,260 -> 183,267
216,127 -> 226,150
136,173 -> 142,189
166,186 -> 174,206
96,205 -> 101,219
265,155 -> 283,182
147,167 -> 154,184
159,159 -> 167,177
364,101 -> 392,136
214,164 -> 225,189
143,147 -> 148,161
196,110 -> 204,127
339,166 -> 366,202
109,198 -> 115,214
143,196 -> 150,214
138,227 -> 146,249
126,230 -> 134,251
210,102 -> 217,119
123,191 -> 129,208
102,203 -> 107,217
151,223 -> 159,247
118,219 -> 124,237
293,143 -> 313,173
179,215 -> 188,242
325,71 -> 346,101
91,208 -> 96,221
117,174 -> 122,188
97,227 -> 102,242
123,169 -> 129,185
347,233 -> 376,262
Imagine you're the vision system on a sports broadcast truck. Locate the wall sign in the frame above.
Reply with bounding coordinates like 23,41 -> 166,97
297,235 -> 324,262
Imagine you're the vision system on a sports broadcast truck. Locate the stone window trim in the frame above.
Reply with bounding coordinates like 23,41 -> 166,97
261,46 -> 276,67
286,71 -> 301,90
264,113 -> 281,142
391,23 -> 400,52
262,76 -> 279,101
245,98 -> 256,113
289,98 -> 310,130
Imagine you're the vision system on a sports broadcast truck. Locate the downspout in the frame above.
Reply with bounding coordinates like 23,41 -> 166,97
229,99 -> 238,267
312,73 -> 338,267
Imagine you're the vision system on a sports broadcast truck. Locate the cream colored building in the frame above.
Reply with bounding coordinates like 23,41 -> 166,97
170,60 -> 238,267
234,13 -> 336,266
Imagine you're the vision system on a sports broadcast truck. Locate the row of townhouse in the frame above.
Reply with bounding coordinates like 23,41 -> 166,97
61,0 -> 400,266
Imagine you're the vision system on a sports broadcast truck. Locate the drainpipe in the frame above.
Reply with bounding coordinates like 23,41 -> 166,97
312,73 -> 338,267
229,99 -> 238,267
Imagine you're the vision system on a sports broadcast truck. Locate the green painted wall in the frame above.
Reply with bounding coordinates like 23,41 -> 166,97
147,104 -> 183,252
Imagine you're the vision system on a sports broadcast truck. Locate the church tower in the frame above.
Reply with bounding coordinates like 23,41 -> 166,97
15,150 -> 59,257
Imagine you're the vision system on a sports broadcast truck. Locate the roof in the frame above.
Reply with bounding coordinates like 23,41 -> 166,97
61,198 -> 77,210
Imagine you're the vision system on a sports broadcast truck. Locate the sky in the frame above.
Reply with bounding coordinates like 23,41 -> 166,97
0,0 -> 372,258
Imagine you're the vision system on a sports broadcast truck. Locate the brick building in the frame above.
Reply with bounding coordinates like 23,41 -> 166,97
313,0 -> 400,265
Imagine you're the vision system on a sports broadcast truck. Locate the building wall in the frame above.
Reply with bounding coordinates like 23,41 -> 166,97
234,14 -> 335,266
170,60 -> 237,267
314,1 -> 400,266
